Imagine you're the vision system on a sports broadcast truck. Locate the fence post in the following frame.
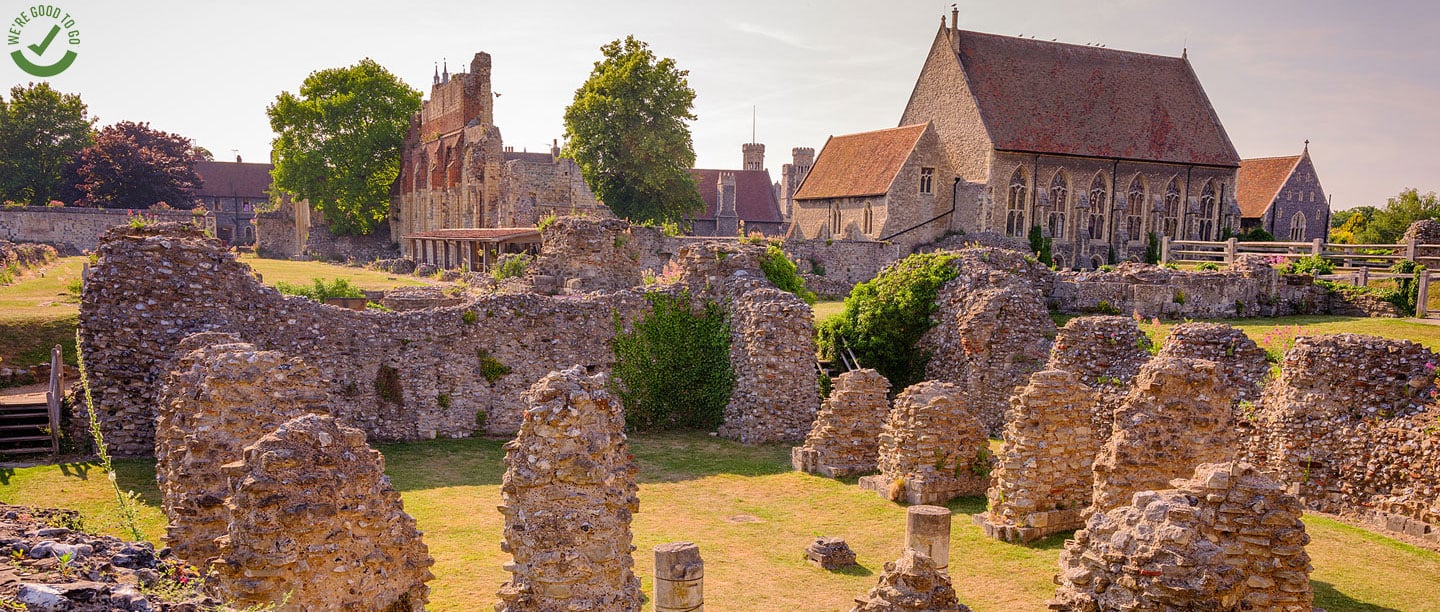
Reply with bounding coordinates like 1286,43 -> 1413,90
1419,272 -> 1431,318
1357,267 -> 1369,287
1407,238 -> 1418,263
1225,237 -> 1237,264
1311,238 -> 1323,257
1160,236 -> 1171,265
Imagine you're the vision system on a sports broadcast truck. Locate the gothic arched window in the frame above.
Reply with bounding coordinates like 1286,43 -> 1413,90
829,203 -> 841,236
863,202 -> 874,235
1088,172 -> 1109,241
1163,179 -> 1182,239
1289,211 -> 1307,241
1126,176 -> 1146,242
1047,170 -> 1068,239
1197,180 -> 1217,240
1006,168 -> 1027,237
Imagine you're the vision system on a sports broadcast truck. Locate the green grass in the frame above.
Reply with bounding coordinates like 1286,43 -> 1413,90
4,432 -> 1436,611
237,254 -> 431,292
812,299 -> 845,323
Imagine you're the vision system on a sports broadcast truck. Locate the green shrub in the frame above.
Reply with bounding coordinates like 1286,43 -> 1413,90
1196,262 -> 1221,271
1027,225 -> 1053,267
436,393 -> 451,408
1095,300 -> 1120,315
374,365 -> 403,404
611,291 -> 734,430
491,253 -> 531,281
759,244 -> 817,304
1281,255 -> 1334,276
816,252 -> 958,392
809,258 -> 826,277
1387,260 -> 1425,316
461,309 -> 478,325
537,213 -> 558,234
1144,232 -> 1161,265
275,277 -> 365,301
1098,265 -> 1115,273
478,349 -> 511,383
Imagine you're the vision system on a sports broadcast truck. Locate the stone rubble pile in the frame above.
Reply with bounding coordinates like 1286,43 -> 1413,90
1044,315 -> 1152,441
528,216 -> 643,292
496,366 -> 641,611
792,368 -> 891,477
1156,322 -> 1269,407
1052,462 -> 1313,612
1090,356 -> 1237,514
850,549 -> 972,612
154,342 -> 328,567
860,381 -> 989,505
209,414 -> 433,611
977,369 -> 1099,542
805,536 -> 858,570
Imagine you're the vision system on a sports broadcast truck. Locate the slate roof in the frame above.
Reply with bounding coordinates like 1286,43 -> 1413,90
192,161 -> 273,198
1236,155 -> 1302,218
952,30 -> 1240,167
793,124 -> 928,200
689,168 -> 784,223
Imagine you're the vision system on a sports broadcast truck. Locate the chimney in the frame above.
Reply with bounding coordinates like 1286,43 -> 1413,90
951,5 -> 958,30
236,154 -> 242,163
742,143 -> 765,172
716,172 -> 739,236
551,138 -> 560,159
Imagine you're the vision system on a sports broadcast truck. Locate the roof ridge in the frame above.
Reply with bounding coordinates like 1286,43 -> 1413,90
1241,154 -> 1304,162
955,29 -> 1184,62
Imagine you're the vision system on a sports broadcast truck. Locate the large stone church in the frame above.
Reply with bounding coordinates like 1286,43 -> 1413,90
389,53 -> 605,260
799,13 -> 1245,268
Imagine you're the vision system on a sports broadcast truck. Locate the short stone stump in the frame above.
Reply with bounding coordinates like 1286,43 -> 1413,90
804,537 -> 857,570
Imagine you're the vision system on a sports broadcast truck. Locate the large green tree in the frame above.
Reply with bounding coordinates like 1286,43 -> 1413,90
267,59 -> 420,236
0,83 -> 94,206
563,36 -> 704,225
71,121 -> 201,209
1342,189 -> 1440,244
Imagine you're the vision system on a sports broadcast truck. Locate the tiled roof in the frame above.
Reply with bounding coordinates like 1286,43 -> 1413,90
192,161 -> 273,198
1237,155 -> 1302,218
793,124 -> 927,200
504,151 -> 555,164
953,30 -> 1240,167
689,168 -> 784,223
402,228 -> 540,242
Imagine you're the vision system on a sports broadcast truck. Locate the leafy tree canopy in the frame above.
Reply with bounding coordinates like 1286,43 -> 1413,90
1334,190 -> 1440,244
72,121 -> 200,209
0,82 -> 94,206
563,36 -> 704,226
193,146 -> 215,161
267,58 -> 421,236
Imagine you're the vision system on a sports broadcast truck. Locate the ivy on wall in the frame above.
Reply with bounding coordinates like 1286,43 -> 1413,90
611,291 -> 734,430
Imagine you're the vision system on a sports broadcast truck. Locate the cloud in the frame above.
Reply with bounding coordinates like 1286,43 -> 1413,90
733,21 -> 829,52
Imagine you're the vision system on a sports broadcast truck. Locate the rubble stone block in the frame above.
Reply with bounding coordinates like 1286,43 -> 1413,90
792,368 -> 891,477
859,381 -> 989,505
805,537 -> 857,570
850,549 -> 972,612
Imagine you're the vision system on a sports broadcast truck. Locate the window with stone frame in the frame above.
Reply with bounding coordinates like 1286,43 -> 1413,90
1125,176 -> 1146,241
863,202 -> 874,235
1162,179 -> 1182,239
919,168 -> 934,194
1047,170 -> 1068,239
1197,181 -> 1217,240
1006,168 -> 1027,237
1088,172 -> 1109,241
1289,211 -> 1307,241
830,203 -> 841,236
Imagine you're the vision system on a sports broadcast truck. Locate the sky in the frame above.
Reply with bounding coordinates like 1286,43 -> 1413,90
4,0 -> 1437,210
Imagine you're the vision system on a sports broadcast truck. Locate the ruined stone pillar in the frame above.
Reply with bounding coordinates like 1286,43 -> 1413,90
851,549 -> 972,612
654,542 -> 703,612
905,505 -> 952,573
859,381 -> 988,505
791,368 -> 890,478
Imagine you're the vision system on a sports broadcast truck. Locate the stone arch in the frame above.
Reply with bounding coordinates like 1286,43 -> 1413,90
1046,169 -> 1069,239
1087,171 -> 1110,241
1006,167 -> 1028,237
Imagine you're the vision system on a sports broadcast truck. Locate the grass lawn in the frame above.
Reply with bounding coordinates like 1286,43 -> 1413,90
236,254 -> 432,292
812,299 -> 845,323
3,433 -> 1436,611
1051,313 -> 1440,354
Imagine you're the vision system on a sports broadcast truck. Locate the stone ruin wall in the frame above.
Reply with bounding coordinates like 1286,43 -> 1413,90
1249,334 -> 1440,546
1155,322 -> 1270,406
978,370 -> 1099,542
0,205 -> 214,254
920,247 -> 1055,434
496,367 -> 641,611
302,209 -> 400,263
1090,356 -> 1238,514
791,368 -> 890,478
155,343 -> 329,566
528,216 -> 642,293
209,414 -> 433,611
1053,462 -> 1313,612
1044,316 -> 1152,443
860,381 -> 989,505
0,240 -> 57,281
719,279 -> 820,443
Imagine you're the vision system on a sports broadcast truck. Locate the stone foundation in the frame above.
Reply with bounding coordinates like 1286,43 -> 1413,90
860,381 -> 988,505
791,368 -> 890,478
1052,462 -> 1313,612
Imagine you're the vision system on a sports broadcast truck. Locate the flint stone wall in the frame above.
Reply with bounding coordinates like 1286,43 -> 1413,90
920,247 -> 1056,434
1050,255 -> 1335,319
978,370 -> 1099,542
720,279 -> 820,443
155,343 -> 329,566
496,367 -> 641,611
529,217 -> 642,292
1044,316 -> 1152,442
1090,356 -> 1238,514
1156,322 -> 1269,408
0,205 -> 214,254
860,381 -> 989,505
792,368 -> 891,478
1250,334 -> 1440,545
1053,462 -> 1313,612
210,414 -> 433,611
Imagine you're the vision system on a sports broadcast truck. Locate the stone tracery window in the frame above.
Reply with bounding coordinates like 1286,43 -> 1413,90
1126,175 -> 1145,242
1006,168 -> 1027,237
1088,172 -> 1108,241
1047,170 -> 1068,239
1162,179 -> 1182,239
1197,180 -> 1217,240
1289,211 -> 1307,241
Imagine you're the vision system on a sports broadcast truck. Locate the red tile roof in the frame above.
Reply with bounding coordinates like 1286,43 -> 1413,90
953,30 -> 1240,167
689,168 -> 783,223
192,161 -> 274,198
793,124 -> 927,200
402,228 -> 540,242
1237,155 -> 1302,218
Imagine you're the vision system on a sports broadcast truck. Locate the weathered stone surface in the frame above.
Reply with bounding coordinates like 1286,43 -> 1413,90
1052,462 -> 1313,612
496,366 -> 641,612
792,368 -> 890,477
1044,316 -> 1152,442
1249,334 -> 1440,543
1048,255 -> 1323,319
721,280 -> 820,443
920,247 -> 1056,434
1090,356 -> 1237,514
850,549 -> 971,612
1156,322 -> 1269,407
805,537 -> 857,570
860,381 -> 989,505
210,414 -> 432,611
0,239 -> 58,283
529,216 -> 642,292
154,342 -> 328,567
978,370 -> 1098,542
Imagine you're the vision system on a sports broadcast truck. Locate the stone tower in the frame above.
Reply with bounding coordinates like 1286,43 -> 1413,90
742,142 -> 765,171
716,172 -> 739,236
470,52 -> 494,127
780,147 -> 814,220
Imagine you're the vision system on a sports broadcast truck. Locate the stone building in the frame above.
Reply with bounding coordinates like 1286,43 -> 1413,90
1237,143 -> 1332,241
898,12 -> 1243,268
777,146 -> 814,221
191,158 -> 271,246
790,123 -> 955,253
688,143 -> 786,236
390,53 -> 605,262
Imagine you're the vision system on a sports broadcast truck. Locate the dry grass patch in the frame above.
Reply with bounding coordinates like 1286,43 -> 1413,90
237,254 -> 432,291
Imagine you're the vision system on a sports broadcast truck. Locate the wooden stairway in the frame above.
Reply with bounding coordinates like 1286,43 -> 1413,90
0,345 -> 62,455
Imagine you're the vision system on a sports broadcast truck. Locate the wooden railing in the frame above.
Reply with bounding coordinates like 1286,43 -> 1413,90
1162,236 -> 1440,269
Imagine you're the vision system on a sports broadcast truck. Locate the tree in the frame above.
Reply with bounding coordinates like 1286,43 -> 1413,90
71,121 -> 201,209
1328,206 -> 1373,244
1354,189 -> 1440,244
193,146 -> 215,161
563,36 -> 704,226
267,59 -> 420,236
0,83 -> 94,206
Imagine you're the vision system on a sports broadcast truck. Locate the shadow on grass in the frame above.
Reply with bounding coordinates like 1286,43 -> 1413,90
830,563 -> 875,578
1312,581 -> 1399,612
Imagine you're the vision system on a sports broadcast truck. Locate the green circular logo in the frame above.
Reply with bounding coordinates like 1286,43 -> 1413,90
7,4 -> 79,77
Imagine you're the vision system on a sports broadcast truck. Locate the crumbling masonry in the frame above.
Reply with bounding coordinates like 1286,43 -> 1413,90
792,368 -> 891,478
1044,315 -> 1152,442
860,381 -> 989,505
850,549 -> 972,612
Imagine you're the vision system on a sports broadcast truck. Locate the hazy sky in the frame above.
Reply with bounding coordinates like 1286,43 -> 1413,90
4,0 -> 1437,210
